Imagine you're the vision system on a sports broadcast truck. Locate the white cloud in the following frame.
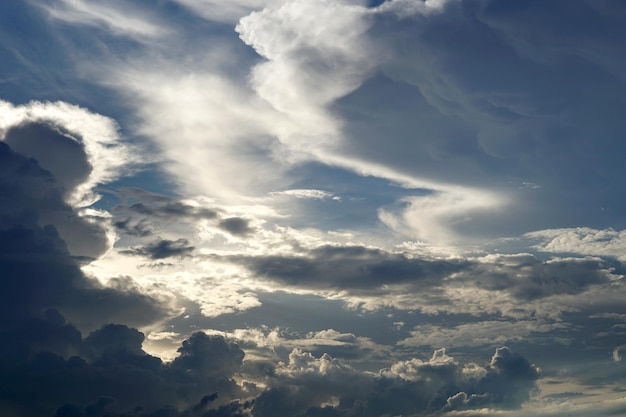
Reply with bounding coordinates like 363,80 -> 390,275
526,227 -> 626,262
379,190 -> 506,244
173,0 -> 289,23
271,189 -> 336,200
236,0 -> 379,168
377,0 -> 453,16
37,0 -> 169,40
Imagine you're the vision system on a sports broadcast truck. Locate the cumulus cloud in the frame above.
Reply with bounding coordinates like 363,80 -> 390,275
526,227 -> 626,262
0,99 -> 135,207
0,141 -> 168,330
5,2 -> 626,416
250,346 -> 539,416
0,323 -> 246,417
0,140 -> 247,412
0,136 -> 256,416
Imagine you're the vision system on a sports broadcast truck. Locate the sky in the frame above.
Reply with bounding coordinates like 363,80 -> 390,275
2,0 -> 626,416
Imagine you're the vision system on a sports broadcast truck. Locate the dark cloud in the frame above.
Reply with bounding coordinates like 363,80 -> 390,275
121,238 -> 195,259
0,129 -> 108,259
218,217 -> 253,236
116,188 -> 218,219
0,319 -> 246,417
457,254 -> 616,301
232,244 -> 467,290
228,245 -> 617,308
0,168 -> 243,417
0,141 -> 165,329
3,122 -> 92,195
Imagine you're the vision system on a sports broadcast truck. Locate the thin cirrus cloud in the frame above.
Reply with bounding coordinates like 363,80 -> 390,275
2,0 -> 626,416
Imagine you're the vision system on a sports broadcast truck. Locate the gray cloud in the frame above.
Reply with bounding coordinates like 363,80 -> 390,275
3,1 -> 626,416
231,244 -> 467,290
0,141 -> 165,330
121,238 -> 195,260
218,217 -> 254,236
112,188 -> 218,238
0,319 -> 246,417
113,188 -> 254,239
0,137 -> 108,259
3,121 -> 92,196
456,254 -> 617,301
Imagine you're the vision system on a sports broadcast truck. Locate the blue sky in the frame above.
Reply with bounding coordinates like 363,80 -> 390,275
2,1 -> 626,416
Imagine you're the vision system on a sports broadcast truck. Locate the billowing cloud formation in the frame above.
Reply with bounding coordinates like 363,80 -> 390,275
0,322 -> 246,416
0,137 -> 546,415
0,140 -> 165,330
250,346 -> 539,417
4,1 -> 626,416
0,100 -> 134,207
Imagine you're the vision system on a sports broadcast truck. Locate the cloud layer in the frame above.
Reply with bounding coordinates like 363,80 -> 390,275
3,0 -> 626,416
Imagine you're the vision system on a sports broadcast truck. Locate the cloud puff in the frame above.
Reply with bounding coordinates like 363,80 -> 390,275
0,100 -> 135,207
251,346 -> 539,417
218,217 -> 254,237
525,227 -> 626,262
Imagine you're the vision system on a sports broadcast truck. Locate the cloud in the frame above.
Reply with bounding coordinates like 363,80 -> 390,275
0,135 -> 252,417
221,244 -> 621,324
36,0 -> 169,40
0,139 -> 168,331
378,190 -> 505,244
121,238 -> 195,260
525,227 -> 626,262
4,2 -> 626,416
0,100 -> 135,208
399,320 -> 570,351
0,322 -> 246,417
218,217 -> 254,237
112,188 -> 219,238
251,346 -> 540,416
0,122 -> 111,259
173,0 -> 289,23
458,254 -> 618,302
3,122 -> 92,196
270,189 -> 336,200
231,244 -> 467,290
